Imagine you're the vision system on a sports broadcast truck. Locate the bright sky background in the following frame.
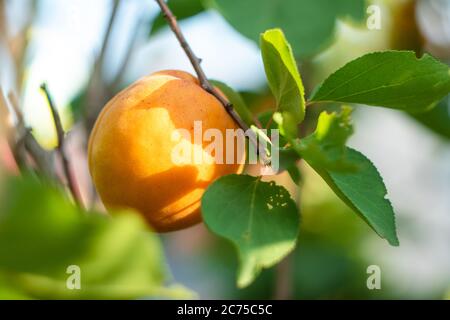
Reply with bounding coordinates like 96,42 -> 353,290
8,0 -> 265,148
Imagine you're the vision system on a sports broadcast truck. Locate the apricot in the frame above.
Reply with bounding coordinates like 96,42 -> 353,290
88,70 -> 244,232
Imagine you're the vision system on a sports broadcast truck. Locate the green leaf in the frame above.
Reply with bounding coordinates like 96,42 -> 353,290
0,175 -> 193,299
202,175 -> 300,288
211,80 -> 255,126
150,0 -> 205,35
310,51 -> 450,113
260,29 -> 305,139
211,0 -> 365,57
294,106 -> 357,171
412,95 -> 450,140
308,148 -> 399,246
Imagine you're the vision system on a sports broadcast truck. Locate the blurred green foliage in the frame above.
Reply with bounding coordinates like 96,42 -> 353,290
0,175 -> 192,299
211,0 -> 366,58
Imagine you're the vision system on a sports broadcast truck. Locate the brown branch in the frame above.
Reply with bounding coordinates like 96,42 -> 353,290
109,15 -> 144,92
0,0 -> 6,38
1,88 -> 57,178
41,83 -> 82,206
99,0 -> 120,68
11,0 -> 37,90
273,253 -> 294,300
154,0 -> 270,165
0,89 -> 28,169
85,0 -> 122,132
82,0 -> 123,208
7,92 -> 57,179
0,0 -> 37,91
0,3 -> 58,180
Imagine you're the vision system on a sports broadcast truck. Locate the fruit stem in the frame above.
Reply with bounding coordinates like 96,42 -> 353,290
155,0 -> 271,165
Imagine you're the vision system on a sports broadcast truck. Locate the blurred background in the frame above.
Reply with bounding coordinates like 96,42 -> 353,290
0,0 -> 449,299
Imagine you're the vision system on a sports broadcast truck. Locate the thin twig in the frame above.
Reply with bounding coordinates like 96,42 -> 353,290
154,0 -> 270,165
7,92 -> 57,179
0,89 -> 28,169
274,255 -> 294,300
110,15 -> 144,92
0,0 -> 7,39
0,0 -> 37,91
11,0 -> 37,90
41,83 -> 82,206
0,3 -> 57,179
85,0 -> 122,132
99,0 -> 120,67
6,92 -> 22,123
82,0 -> 123,208
1,88 -> 57,177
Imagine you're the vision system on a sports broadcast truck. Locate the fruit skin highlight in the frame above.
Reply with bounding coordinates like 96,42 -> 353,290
88,70 -> 244,232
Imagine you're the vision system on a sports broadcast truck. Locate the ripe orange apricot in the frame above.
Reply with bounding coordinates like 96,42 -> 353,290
88,70 -> 244,232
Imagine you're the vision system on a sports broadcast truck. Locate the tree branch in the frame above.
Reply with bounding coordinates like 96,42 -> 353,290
274,252 -> 294,300
0,89 -> 28,170
154,0 -> 270,165
99,0 -> 120,68
85,0 -> 122,132
1,88 -> 57,178
8,92 -> 56,178
0,0 -> 7,39
41,83 -> 82,206
109,15 -> 144,92
11,0 -> 37,90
